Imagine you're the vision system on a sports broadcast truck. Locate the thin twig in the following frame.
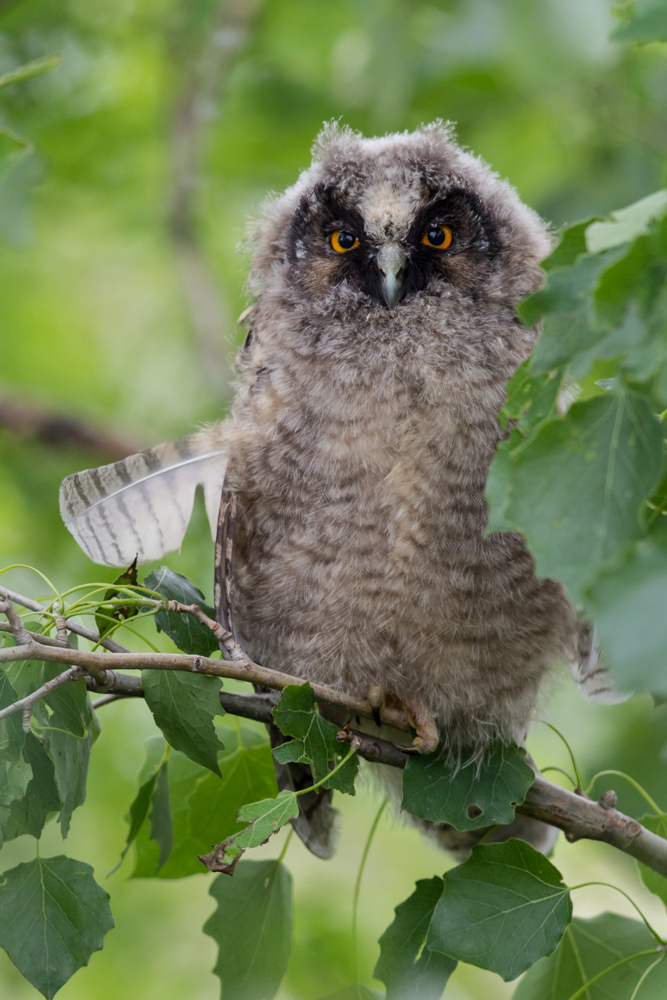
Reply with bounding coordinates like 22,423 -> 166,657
0,598 -> 32,645
0,585 -> 129,653
0,665 -> 85,722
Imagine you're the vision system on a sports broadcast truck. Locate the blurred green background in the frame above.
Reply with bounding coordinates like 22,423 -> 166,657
1,0 -> 667,997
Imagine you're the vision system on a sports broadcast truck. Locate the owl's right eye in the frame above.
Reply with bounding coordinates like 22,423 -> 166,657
330,230 -> 359,253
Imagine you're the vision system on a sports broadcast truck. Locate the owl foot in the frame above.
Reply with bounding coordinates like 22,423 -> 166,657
404,703 -> 439,755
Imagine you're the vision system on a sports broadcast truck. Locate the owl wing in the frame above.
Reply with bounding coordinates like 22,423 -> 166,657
60,426 -> 228,566
570,621 -> 631,705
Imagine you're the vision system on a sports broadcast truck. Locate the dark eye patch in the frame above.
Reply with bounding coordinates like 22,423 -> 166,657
408,188 -> 501,257
286,183 -> 366,264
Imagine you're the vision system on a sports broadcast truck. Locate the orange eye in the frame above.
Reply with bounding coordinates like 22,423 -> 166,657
331,230 -> 359,253
422,225 -> 453,249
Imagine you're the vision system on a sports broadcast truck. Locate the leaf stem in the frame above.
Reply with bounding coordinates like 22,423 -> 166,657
565,949 -> 661,1000
352,798 -> 388,985
629,953 -> 666,1000
569,881 -> 666,943
277,827 -> 293,865
541,722 -> 584,791
541,766 -> 578,789
295,746 -> 357,796
585,770 -> 664,817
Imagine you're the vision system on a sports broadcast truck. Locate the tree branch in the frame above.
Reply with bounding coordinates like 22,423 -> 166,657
80,668 -> 667,878
3,595 -> 667,878
0,585 -> 130,654
0,665 -> 85,723
167,0 -> 262,396
0,395 -> 139,458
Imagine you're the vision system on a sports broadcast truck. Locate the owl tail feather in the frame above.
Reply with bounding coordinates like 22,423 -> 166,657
59,426 -> 228,567
571,621 -> 632,705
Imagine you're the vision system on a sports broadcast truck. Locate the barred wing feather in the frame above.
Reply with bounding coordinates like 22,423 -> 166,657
59,428 -> 228,567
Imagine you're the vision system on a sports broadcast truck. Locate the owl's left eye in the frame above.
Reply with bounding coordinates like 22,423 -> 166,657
422,225 -> 453,249
331,230 -> 360,253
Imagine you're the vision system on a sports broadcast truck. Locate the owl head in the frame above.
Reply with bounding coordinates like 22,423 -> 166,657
249,122 -> 551,323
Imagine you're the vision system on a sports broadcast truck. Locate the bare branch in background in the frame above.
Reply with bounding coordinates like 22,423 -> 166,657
0,395 -> 140,458
168,0 -> 262,396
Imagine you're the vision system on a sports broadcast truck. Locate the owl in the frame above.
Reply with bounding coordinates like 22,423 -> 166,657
60,123 -> 615,857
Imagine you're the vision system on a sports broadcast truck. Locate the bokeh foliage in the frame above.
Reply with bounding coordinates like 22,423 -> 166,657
2,1 -> 667,998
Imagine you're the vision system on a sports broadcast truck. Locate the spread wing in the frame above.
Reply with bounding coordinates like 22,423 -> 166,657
60,426 -> 228,566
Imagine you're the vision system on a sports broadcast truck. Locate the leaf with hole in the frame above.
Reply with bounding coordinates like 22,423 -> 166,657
402,742 -> 534,831
426,839 -> 571,981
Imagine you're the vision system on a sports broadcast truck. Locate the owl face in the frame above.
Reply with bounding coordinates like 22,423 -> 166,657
285,178 -> 501,308
251,123 -> 552,323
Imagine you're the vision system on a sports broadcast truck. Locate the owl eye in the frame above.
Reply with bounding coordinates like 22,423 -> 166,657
331,230 -> 359,253
422,225 -> 453,249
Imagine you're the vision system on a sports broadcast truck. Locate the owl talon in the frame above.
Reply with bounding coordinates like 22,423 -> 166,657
405,704 -> 439,755
367,685 -> 385,728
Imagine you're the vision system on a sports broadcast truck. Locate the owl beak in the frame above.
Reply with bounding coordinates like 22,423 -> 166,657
377,243 -> 406,309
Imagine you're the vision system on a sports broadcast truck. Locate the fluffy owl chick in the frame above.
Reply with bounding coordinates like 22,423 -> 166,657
222,121 -> 581,758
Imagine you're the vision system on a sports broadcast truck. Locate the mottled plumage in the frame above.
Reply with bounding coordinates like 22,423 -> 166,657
61,122 -> 615,858
222,122 -> 580,755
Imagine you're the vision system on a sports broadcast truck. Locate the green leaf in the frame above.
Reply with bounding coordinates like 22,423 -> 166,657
426,839 -> 571,982
0,855 -> 114,999
501,364 -> 563,434
132,729 -> 277,879
585,534 -> 667,693
46,724 -> 94,838
636,814 -> 667,907
150,761 -> 173,870
541,219 -> 598,272
228,788 -> 299,851
204,859 -> 292,1000
273,683 -> 358,793
514,913 -> 666,999
593,226 -> 667,329
402,742 -> 534,831
375,877 -> 456,1000
272,740 -> 308,764
519,247 -> 620,328
0,53 -> 61,89
586,190 -> 667,253
505,392 -> 663,599
112,737 -> 165,874
40,663 -> 93,739
1,732 -> 61,842
317,989 -> 384,1000
0,130 -> 30,181
144,567 -> 219,656
0,670 -> 32,820
94,558 -> 139,640
142,669 -> 223,775
613,0 -> 667,44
